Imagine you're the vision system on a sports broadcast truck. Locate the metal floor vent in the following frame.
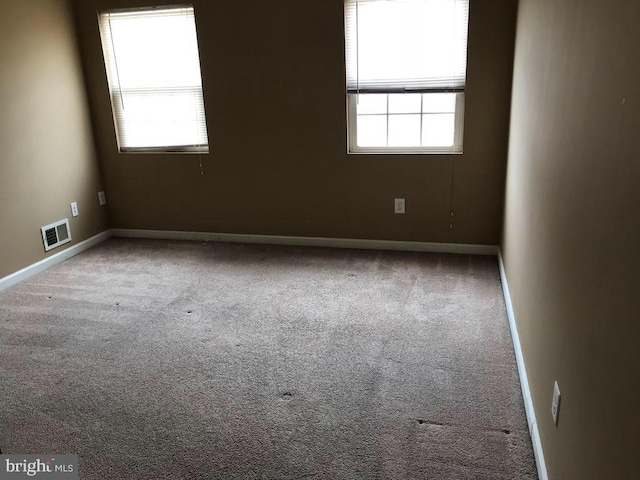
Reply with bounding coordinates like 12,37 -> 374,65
41,218 -> 72,252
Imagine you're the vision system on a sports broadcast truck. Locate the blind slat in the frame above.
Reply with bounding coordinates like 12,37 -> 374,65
345,0 -> 469,93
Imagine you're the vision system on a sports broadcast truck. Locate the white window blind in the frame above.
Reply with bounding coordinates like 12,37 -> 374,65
345,0 -> 469,94
98,6 -> 209,153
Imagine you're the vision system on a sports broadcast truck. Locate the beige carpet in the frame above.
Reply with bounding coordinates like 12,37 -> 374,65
0,238 -> 537,479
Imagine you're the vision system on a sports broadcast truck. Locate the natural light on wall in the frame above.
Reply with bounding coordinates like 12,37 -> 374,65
98,6 -> 208,153
345,0 -> 469,153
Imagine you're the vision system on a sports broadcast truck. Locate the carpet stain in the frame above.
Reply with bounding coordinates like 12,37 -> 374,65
418,420 -> 514,437
417,419 -> 445,426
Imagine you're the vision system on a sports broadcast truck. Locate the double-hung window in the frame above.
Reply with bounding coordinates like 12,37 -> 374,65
98,5 -> 208,153
345,0 -> 469,154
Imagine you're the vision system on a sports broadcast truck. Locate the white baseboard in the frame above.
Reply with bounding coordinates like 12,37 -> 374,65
498,249 -> 548,480
0,230 -> 112,292
110,229 -> 499,256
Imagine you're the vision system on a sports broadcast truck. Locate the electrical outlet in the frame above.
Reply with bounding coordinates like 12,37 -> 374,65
394,198 -> 405,214
551,381 -> 561,426
70,202 -> 79,217
98,191 -> 107,206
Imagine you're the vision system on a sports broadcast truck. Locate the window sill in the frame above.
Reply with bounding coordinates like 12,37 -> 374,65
118,147 -> 209,154
348,147 -> 463,155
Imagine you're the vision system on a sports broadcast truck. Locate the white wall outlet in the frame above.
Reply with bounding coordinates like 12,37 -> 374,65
551,380 -> 561,426
394,198 -> 405,214
98,191 -> 107,206
70,202 -> 79,217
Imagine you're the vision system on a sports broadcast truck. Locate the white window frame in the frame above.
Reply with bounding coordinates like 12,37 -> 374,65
97,5 -> 209,154
345,0 -> 469,155
347,92 -> 465,154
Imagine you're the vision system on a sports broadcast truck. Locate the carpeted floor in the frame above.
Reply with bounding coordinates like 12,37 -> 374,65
0,238 -> 537,479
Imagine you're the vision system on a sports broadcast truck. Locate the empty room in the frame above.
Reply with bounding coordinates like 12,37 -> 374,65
1,0 -> 638,479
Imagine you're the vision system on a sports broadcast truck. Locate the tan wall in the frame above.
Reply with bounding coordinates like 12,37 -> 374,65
0,0 -> 108,279
73,0 -> 517,245
502,1 -> 640,478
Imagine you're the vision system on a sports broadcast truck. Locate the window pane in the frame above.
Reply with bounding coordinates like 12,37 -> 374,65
345,0 -> 469,91
116,90 -> 205,148
109,13 -> 202,89
357,115 -> 387,147
423,93 -> 456,113
356,94 -> 387,114
422,114 -> 455,147
388,94 -> 421,114
344,0 -> 468,153
99,7 -> 208,152
388,114 -> 421,147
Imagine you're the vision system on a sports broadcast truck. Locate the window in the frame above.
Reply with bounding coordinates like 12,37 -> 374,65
345,0 -> 469,154
98,6 -> 208,153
